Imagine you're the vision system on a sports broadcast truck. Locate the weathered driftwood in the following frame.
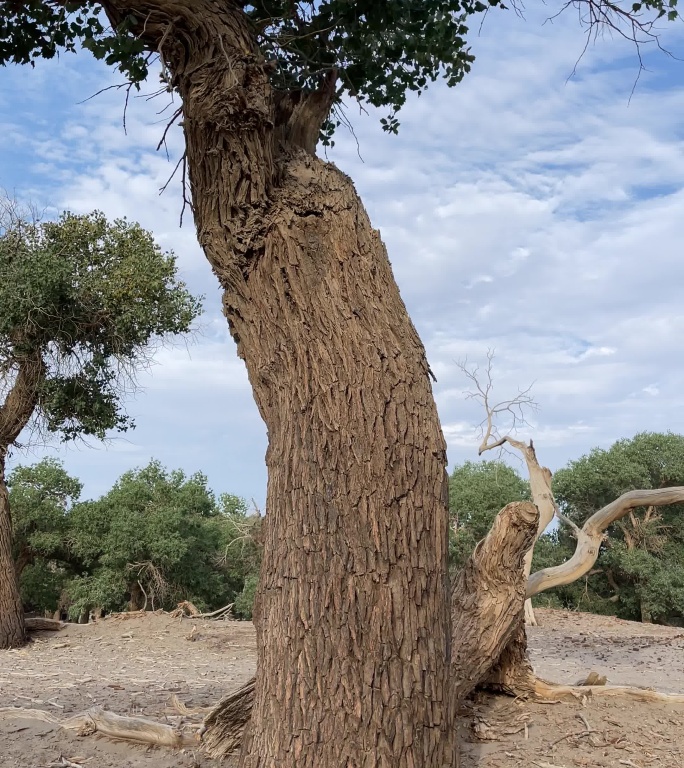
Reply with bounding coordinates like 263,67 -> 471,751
527,486 -> 684,598
0,705 -> 198,747
25,617 -> 66,632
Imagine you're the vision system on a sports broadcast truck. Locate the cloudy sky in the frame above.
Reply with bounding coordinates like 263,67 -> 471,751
2,6 -> 684,507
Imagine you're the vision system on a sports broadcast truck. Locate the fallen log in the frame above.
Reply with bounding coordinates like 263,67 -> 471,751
25,617 -> 66,632
0,706 -> 198,747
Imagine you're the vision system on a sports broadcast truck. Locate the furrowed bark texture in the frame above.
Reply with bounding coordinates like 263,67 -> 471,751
450,502 -> 538,702
99,4 -> 455,765
0,354 -> 43,649
480,437 -> 555,626
226,156 -> 453,768
481,617 -> 536,698
0,451 -> 24,649
202,502 -> 539,755
203,677 -> 256,758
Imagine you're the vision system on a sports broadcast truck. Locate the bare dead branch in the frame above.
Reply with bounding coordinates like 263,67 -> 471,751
527,487 -> 684,597
456,351 -> 551,624
456,350 -> 538,456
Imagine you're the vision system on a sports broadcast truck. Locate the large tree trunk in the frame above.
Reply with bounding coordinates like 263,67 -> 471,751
0,450 -> 25,649
202,501 -> 540,757
226,154 -> 453,768
0,353 -> 42,651
103,5 -> 456,765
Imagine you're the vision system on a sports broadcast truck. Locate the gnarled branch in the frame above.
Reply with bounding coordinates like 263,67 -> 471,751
527,487 -> 684,597
0,351 -> 45,448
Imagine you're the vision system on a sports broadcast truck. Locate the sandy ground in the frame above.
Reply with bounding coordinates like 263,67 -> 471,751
1,608 -> 682,767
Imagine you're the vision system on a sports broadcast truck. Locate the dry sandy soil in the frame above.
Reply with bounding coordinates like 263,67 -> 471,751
1,608 -> 683,767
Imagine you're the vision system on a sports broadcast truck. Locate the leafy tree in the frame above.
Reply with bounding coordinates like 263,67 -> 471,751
212,492 -> 262,619
8,458 -> 81,614
2,2 -> 679,762
66,461 -> 230,617
9,458 -> 81,578
449,459 -> 529,568
554,432 -> 684,624
0,202 -> 201,648
7,457 -> 258,621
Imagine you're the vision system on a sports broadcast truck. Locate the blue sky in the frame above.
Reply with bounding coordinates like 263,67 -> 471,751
2,6 -> 684,507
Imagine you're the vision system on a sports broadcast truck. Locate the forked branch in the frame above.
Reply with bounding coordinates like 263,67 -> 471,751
527,486 -> 684,597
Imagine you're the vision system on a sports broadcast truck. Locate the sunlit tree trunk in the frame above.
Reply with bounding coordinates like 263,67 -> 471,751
99,4 -> 456,765
0,354 -> 43,649
0,449 -> 25,649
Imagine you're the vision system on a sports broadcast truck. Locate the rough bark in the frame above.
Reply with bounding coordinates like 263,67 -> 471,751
450,502 -> 538,701
97,4 -> 455,766
0,353 -> 44,649
479,437 -> 554,626
0,452 -> 24,649
226,156 -> 454,768
203,677 -> 256,758
481,617 -> 536,698
202,501 -> 539,756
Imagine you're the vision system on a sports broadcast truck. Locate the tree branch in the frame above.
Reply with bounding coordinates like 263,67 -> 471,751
457,352 -> 551,624
0,351 -> 45,449
527,487 -> 684,597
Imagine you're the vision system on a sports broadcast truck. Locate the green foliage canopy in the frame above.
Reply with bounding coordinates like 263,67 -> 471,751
1,0 -> 679,139
0,207 -> 202,442
9,458 -> 261,619
554,432 -> 684,623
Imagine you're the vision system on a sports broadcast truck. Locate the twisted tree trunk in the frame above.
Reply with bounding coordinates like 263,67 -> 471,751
0,449 -> 24,649
0,353 -> 44,649
100,4 -> 455,765
450,501 -> 538,701
222,153 -> 455,768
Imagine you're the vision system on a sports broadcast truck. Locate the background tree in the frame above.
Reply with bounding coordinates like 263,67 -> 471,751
213,493 -> 263,620
7,457 -> 258,621
3,1 -> 680,763
554,432 -> 684,624
66,461 -> 243,618
8,458 -> 81,616
0,203 -> 201,648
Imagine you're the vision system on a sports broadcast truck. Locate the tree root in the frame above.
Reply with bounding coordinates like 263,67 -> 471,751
0,706 -> 198,747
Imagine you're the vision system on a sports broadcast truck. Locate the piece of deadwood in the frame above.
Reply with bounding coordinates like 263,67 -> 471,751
531,677 -> 684,703
0,706 -> 197,747
25,618 -> 66,632
576,671 -> 607,686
